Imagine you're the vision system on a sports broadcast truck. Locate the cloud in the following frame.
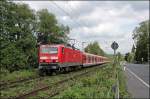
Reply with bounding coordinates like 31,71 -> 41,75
14,1 -> 149,54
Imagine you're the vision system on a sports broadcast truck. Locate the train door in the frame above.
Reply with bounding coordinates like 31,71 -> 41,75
61,47 -> 65,63
83,55 -> 86,64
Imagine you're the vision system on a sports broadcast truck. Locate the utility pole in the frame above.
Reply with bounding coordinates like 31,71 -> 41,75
68,38 -> 76,46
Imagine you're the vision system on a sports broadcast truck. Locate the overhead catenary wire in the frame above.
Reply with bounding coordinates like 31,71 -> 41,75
51,1 -> 91,51
67,2 -> 88,27
51,1 -> 84,28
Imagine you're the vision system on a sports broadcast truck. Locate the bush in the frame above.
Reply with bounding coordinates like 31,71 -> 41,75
1,43 -> 27,72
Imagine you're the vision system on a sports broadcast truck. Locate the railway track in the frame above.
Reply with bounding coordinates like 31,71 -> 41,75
0,67 -> 89,90
15,65 -> 104,99
0,69 -> 82,90
0,69 -> 39,86
0,76 -> 42,90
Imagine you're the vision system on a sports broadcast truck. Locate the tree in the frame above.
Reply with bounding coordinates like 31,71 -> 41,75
124,52 -> 134,63
131,45 -> 136,53
37,9 -> 70,44
0,1 -> 70,72
132,20 -> 149,63
124,53 -> 129,62
84,41 -> 105,55
0,1 -> 37,72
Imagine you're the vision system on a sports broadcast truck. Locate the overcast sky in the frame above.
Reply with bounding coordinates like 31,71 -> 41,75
15,1 -> 149,54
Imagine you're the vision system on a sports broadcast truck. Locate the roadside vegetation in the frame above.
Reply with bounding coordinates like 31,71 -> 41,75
0,62 -> 130,98
125,20 -> 149,63
55,64 -> 115,98
54,61 -> 130,98
0,66 -> 102,98
116,61 -> 130,98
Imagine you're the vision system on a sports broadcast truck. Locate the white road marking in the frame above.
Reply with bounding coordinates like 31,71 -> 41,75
125,67 -> 150,88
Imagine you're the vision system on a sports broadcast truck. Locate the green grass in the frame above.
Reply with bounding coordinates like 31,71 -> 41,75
1,66 -> 100,98
0,69 -> 38,84
54,64 -> 116,98
117,63 -> 131,98
54,62 -> 130,99
0,62 -> 130,98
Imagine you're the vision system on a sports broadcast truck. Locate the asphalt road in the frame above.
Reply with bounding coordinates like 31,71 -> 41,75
123,63 -> 149,98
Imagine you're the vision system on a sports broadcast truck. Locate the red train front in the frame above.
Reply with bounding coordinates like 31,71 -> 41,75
38,44 -> 83,75
38,44 -> 109,75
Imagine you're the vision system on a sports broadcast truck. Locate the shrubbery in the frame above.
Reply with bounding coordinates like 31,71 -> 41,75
0,0 -> 70,72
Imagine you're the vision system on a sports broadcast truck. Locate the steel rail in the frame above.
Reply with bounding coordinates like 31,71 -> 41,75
0,76 -> 42,90
15,66 -> 104,99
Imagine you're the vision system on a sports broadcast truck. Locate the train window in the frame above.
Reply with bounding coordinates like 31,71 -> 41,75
41,47 -> 49,53
41,47 -> 58,54
49,47 -> 58,54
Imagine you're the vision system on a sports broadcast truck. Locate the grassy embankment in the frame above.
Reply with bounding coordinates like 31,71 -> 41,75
53,62 -> 130,98
0,66 -> 101,98
0,69 -> 38,84
0,61 -> 130,98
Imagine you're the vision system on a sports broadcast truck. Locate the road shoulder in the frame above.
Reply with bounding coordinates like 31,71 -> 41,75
123,65 -> 149,98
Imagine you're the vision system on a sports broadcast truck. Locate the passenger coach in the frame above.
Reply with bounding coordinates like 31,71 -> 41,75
82,53 -> 108,67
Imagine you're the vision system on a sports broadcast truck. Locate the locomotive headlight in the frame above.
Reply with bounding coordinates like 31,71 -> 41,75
50,56 -> 58,60
40,56 -> 48,59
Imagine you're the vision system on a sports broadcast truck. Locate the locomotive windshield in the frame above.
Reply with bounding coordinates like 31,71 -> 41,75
41,47 -> 58,54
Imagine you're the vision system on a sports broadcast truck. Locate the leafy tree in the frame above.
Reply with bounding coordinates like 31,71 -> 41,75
1,43 -> 27,72
128,53 -> 134,63
124,53 -> 130,62
124,52 -> 134,63
0,1 -> 37,72
37,9 -> 70,44
132,20 -> 149,63
84,41 -> 105,55
131,45 -> 136,53
0,1 -> 70,72
130,45 -> 136,63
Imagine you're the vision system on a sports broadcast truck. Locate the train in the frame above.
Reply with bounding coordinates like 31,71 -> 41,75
38,44 -> 109,75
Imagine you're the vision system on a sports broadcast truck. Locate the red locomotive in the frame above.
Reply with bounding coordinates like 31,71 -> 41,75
38,44 -> 109,75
